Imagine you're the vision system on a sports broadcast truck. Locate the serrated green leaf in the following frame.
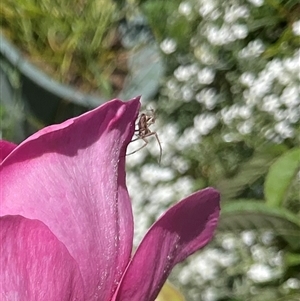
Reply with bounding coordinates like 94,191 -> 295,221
265,148 -> 300,208
218,200 -> 300,250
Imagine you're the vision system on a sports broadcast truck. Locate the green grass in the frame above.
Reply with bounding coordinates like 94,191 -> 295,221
0,0 -> 127,96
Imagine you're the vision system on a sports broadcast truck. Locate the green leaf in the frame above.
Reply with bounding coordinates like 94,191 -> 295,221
284,252 -> 300,267
265,148 -> 300,208
216,145 -> 287,200
218,200 -> 300,250
275,294 -> 300,301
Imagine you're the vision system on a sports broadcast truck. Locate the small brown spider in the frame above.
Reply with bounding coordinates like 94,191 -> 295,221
127,109 -> 162,163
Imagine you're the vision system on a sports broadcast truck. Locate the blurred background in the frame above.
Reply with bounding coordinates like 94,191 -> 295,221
1,0 -> 299,300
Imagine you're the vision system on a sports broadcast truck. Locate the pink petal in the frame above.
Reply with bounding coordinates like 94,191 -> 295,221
0,140 -> 17,163
0,215 -> 84,300
114,187 -> 220,301
0,97 -> 140,300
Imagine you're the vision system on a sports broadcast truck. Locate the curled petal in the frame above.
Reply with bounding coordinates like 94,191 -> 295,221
1,98 -> 140,300
115,188 -> 220,301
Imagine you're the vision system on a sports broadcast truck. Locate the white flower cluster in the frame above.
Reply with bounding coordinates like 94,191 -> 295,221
241,49 -> 300,142
127,1 -> 298,300
172,230 -> 284,301
162,0 -> 300,144
129,0 -> 299,251
238,39 -> 265,58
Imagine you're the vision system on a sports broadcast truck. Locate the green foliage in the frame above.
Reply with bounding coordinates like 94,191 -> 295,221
219,200 -> 300,250
216,145 -> 287,200
215,149 -> 300,300
2,0 -> 300,300
219,147 -> 300,249
0,0 -> 122,95
265,148 -> 300,208
132,1 -> 300,300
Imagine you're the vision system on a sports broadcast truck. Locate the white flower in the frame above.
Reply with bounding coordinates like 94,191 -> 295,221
232,23 -> 249,39
285,278 -> 300,290
206,25 -> 234,45
247,264 -> 273,282
239,39 -> 265,58
197,67 -> 216,84
160,38 -> 177,54
179,1 -> 192,16
199,2 -> 217,18
280,86 -> 300,108
194,113 -> 218,135
261,94 -> 280,113
177,127 -> 202,150
196,88 -> 218,110
181,85 -> 195,102
174,64 -> 199,82
292,20 -> 300,36
224,5 -> 249,23
240,72 -> 255,86
238,120 -> 253,134
274,121 -> 294,138
247,0 -> 264,7
241,230 -> 256,246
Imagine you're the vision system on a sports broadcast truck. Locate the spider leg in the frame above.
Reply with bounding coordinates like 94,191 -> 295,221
131,135 -> 141,142
141,131 -> 162,164
152,132 -> 162,164
126,137 -> 148,156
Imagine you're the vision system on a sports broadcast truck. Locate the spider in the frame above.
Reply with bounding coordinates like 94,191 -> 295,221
127,109 -> 162,163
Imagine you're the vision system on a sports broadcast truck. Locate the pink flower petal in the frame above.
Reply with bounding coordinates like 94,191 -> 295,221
0,98 -> 140,300
114,188 -> 220,301
0,140 -> 17,163
0,215 -> 84,300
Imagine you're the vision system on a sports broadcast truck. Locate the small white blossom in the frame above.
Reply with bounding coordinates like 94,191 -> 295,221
247,264 -> 273,282
239,39 -> 265,58
197,67 -> 216,84
206,25 -> 234,45
175,64 -> 199,82
179,1 -> 192,16
232,23 -> 248,39
181,85 -> 195,102
160,38 -> 177,54
238,120 -> 253,134
202,287 -> 218,301
194,113 -> 218,135
194,45 -> 217,65
240,72 -> 255,86
177,127 -> 201,150
238,105 -> 252,119
285,278 -> 300,290
222,235 -> 237,250
250,78 -> 272,98
280,86 -> 300,108
286,107 -> 300,124
247,0 -> 264,7
224,5 -> 249,23
198,2 -> 217,18
274,121 -> 294,138
140,164 -> 174,185
261,95 -> 280,113
241,231 -> 256,246
292,20 -> 300,36
196,88 -> 218,110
